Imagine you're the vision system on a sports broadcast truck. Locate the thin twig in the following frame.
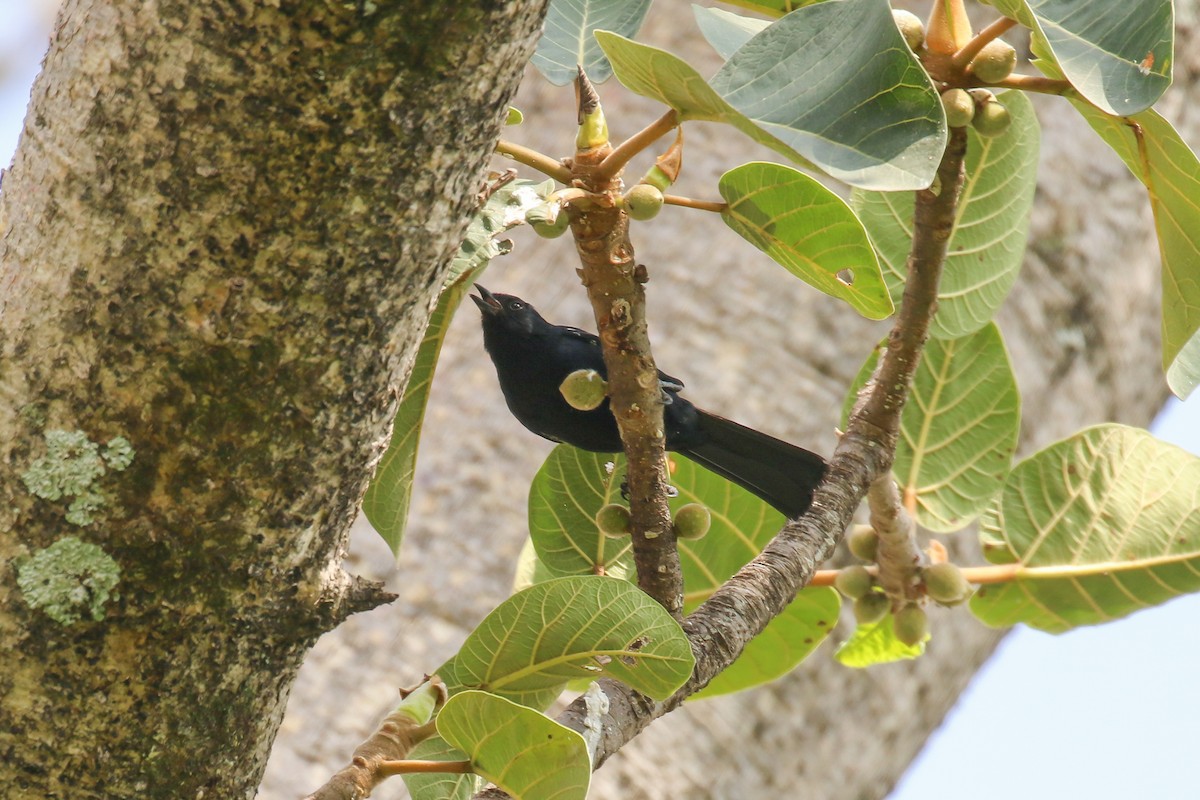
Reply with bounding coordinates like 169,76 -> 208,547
592,110 -> 679,183
663,194 -> 727,213
377,760 -> 473,776
950,17 -> 1018,71
494,140 -> 572,183
989,74 -> 1071,94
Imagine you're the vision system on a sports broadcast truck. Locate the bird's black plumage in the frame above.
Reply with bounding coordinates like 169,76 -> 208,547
471,285 -> 826,518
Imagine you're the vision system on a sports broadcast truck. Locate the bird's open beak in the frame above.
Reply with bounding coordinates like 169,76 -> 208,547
471,284 -> 502,315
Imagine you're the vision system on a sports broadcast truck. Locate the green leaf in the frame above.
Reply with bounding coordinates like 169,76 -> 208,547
450,576 -> 694,703
528,446 -> 634,579
668,454 -> 838,697
971,425 -> 1200,633
707,0 -> 945,191
531,0 -> 652,86
834,613 -> 925,667
362,180 -> 552,556
403,737 -> 482,800
719,161 -> 893,320
991,0 -> 1172,116
438,691 -> 590,800
852,90 -> 1040,339
692,5 -> 769,60
1065,103 -> 1200,399
843,324 -> 1020,532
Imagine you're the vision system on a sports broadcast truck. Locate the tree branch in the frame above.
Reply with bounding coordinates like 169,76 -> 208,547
569,74 -> 684,616
593,110 -> 679,184
495,139 -> 572,183
471,127 -> 973,796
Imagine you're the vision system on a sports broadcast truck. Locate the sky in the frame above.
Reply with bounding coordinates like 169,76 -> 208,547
3,4 -> 1197,799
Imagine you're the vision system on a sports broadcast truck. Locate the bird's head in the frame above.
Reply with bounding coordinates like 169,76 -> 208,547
471,285 -> 546,337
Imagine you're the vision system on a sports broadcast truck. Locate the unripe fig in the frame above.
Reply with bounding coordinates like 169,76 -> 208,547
893,604 -> 929,646
853,592 -> 890,625
847,524 -> 879,562
673,503 -> 712,540
923,562 -> 972,605
559,369 -> 608,411
596,503 -> 632,538
530,212 -> 570,239
892,9 -> 925,51
834,565 -> 874,600
940,88 -> 975,128
970,39 -> 1018,83
624,184 -> 664,221
972,98 -> 1012,137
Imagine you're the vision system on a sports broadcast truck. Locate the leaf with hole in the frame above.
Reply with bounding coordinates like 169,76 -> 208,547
720,161 -> 893,320
438,691 -> 590,800
852,91 -> 1040,339
971,425 -> 1200,633
449,576 -> 694,704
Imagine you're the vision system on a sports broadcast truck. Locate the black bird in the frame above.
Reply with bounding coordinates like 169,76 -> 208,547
471,285 -> 826,518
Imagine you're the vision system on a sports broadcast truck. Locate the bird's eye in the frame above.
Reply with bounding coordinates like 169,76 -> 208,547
509,301 -> 524,310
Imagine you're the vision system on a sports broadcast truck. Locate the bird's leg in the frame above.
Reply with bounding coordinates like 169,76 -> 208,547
659,378 -> 683,405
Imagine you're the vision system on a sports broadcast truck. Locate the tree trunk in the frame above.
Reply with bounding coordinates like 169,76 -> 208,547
264,2 -> 1196,798
0,1 -> 546,797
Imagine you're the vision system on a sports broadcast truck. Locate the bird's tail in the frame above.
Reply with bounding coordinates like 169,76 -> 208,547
678,410 -> 826,519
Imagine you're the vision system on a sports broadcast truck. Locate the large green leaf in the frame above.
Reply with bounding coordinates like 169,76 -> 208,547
720,161 -> 893,320
1066,104 -> 1200,400
451,576 -> 694,703
971,425 -> 1200,633
843,324 -> 1020,533
852,91 -> 1040,339
990,0 -> 1172,116
707,0 -> 945,190
438,691 -> 590,800
528,446 -> 634,579
362,180 -> 553,555
403,737 -> 482,800
532,0 -> 652,86
715,0 -> 826,18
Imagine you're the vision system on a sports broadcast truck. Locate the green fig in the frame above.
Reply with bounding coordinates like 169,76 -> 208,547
892,9 -> 925,52
854,592 -> 890,625
972,98 -> 1012,137
923,562 -> 973,605
559,369 -> 608,411
970,39 -> 1018,83
623,184 -> 664,221
673,503 -> 712,540
893,604 -> 929,646
834,565 -> 874,600
847,524 -> 879,562
941,88 -> 976,128
595,503 -> 632,538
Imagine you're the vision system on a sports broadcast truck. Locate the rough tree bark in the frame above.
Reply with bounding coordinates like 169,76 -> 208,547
0,1 -> 546,797
265,2 -> 1197,798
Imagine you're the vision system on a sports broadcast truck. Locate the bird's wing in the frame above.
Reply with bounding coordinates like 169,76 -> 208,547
561,324 -> 685,390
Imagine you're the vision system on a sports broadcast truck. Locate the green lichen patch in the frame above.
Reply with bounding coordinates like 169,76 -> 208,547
21,430 -> 136,526
16,536 -> 121,624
